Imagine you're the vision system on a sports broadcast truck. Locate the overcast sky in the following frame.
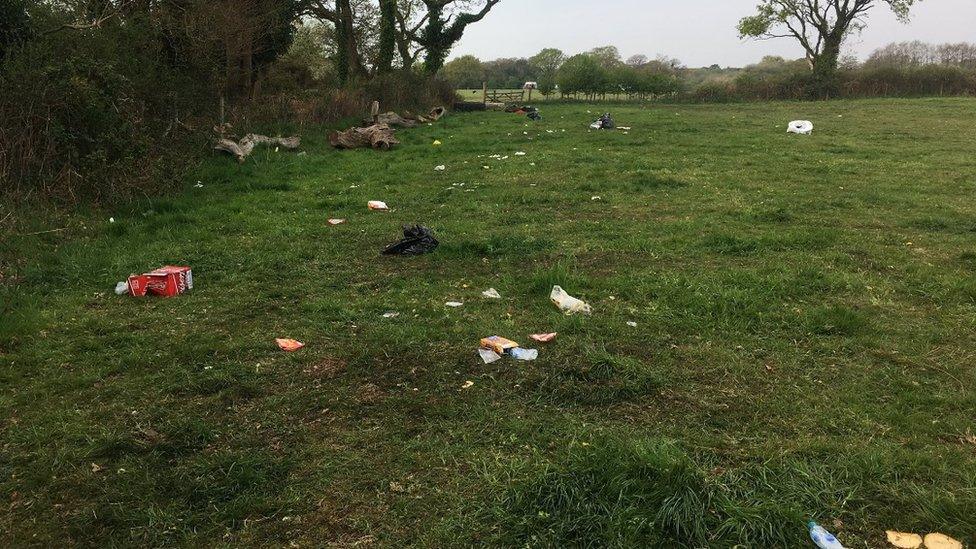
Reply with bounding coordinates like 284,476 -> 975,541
449,0 -> 976,68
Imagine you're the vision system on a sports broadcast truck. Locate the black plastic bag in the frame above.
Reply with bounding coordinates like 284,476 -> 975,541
382,225 -> 439,256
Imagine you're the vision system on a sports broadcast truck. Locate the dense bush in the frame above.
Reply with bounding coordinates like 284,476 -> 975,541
0,5 -> 457,206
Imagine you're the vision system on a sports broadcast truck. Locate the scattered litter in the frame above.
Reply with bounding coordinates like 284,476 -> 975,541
550,285 -> 592,315
618,126 -> 632,130
327,219 -> 347,226
445,301 -> 464,308
479,348 -> 502,364
109,217 -> 115,223
788,120 -> 814,135
461,380 -> 475,389
382,312 -> 400,319
483,165 -> 490,170
91,462 -> 103,473
482,288 -> 502,299
276,338 -> 305,352
434,165 -> 446,171
510,348 -> 538,361
194,182 -> 204,188
480,336 -> 519,355
808,522 -> 844,549
114,281 -> 130,295
627,321 -> 638,328
514,151 -> 526,156
432,140 -> 442,146
368,200 -> 390,211
591,196 -> 602,201
530,333 -> 557,343
124,266 -> 193,297
590,113 -> 615,130
382,225 -> 439,256
886,532 -> 923,549
924,533 -> 963,549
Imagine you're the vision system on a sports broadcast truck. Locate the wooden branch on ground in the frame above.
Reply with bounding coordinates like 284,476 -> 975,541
329,125 -> 399,151
214,133 -> 301,163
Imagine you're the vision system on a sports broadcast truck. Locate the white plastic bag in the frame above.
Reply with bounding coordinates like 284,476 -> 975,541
550,286 -> 592,315
788,120 -> 813,135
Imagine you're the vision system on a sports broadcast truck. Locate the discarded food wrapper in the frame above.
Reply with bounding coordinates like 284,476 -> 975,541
328,219 -> 347,226
627,321 -> 638,328
479,348 -> 502,364
618,126 -> 632,130
788,120 -> 813,135
432,140 -> 442,146
368,200 -> 390,211
924,533 -> 963,549
550,285 -> 592,315
530,333 -> 557,343
480,336 -> 519,355
382,312 -> 400,318
276,338 -> 304,352
382,225 -> 439,256
482,288 -> 502,299
126,266 -> 193,297
445,301 -> 464,308
510,348 -> 538,361
885,531 -> 923,549
434,165 -> 446,171
461,380 -> 475,389
515,151 -> 526,156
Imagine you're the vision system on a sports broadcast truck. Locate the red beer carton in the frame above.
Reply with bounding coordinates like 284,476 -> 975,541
127,266 -> 193,297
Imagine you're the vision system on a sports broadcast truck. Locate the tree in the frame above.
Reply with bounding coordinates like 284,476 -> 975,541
442,54 -> 484,88
415,0 -> 500,74
0,0 -> 32,61
557,53 -> 608,99
738,0 -> 920,93
530,47 -> 565,96
376,0 -> 397,73
626,54 -> 648,67
586,45 -> 622,68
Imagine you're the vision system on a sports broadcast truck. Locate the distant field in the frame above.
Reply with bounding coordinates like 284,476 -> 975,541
2,99 -> 975,546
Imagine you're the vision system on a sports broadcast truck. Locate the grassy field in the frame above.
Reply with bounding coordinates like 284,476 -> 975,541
2,98 -> 976,547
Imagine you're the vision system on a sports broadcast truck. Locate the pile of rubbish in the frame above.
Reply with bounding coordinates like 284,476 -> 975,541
590,113 -> 615,130
330,105 -> 446,151
505,105 -> 542,120
382,225 -> 439,256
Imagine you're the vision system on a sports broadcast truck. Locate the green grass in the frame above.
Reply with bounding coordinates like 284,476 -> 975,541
2,98 -> 976,547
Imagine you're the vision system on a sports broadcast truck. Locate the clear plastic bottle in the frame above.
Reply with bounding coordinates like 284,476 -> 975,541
808,522 -> 845,549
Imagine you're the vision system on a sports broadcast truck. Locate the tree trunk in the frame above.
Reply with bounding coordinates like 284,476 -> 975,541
377,0 -> 396,73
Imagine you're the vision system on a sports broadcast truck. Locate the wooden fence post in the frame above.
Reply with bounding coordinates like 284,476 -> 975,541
482,82 -> 488,104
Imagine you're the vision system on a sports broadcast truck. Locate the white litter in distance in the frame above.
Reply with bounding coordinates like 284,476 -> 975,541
445,301 -> 464,308
434,165 -> 446,171
482,288 -> 502,299
788,120 -> 814,135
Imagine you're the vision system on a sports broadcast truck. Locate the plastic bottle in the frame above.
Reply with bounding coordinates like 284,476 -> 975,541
808,522 -> 845,549
510,348 -> 538,361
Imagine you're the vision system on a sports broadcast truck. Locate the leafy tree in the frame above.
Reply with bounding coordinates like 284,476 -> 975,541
738,0 -> 920,94
557,53 -> 608,98
586,45 -> 622,68
416,0 -> 500,74
529,47 -> 565,96
0,0 -> 32,61
442,54 -> 484,88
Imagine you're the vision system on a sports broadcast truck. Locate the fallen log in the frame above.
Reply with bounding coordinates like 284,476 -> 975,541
214,133 -> 301,163
329,124 -> 399,150
374,112 -> 419,128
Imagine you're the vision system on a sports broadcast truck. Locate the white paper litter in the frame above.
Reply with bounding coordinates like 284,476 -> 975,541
788,120 -> 814,135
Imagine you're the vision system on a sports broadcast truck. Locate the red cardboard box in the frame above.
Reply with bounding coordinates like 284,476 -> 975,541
127,266 -> 193,297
